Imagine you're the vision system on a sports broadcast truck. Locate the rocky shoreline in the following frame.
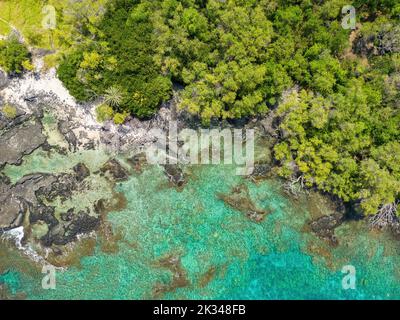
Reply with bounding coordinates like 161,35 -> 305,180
0,56 -> 390,271
0,59 -> 266,265
0,61 -> 180,263
0,65 -> 266,269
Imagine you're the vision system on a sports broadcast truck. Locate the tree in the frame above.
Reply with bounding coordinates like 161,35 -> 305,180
56,0 -> 400,219
0,37 -> 31,74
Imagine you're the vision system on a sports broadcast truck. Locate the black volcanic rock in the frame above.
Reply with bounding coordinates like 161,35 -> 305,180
0,173 -> 57,231
309,213 -> 344,247
0,119 -> 46,168
163,164 -> 187,188
73,163 -> 90,182
100,159 -> 130,181
29,204 -> 58,228
43,211 -> 100,246
58,120 -> 77,152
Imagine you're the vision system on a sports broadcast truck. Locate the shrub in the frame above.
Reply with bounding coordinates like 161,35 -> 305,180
2,104 -> 17,119
0,38 -> 31,74
22,60 -> 34,71
57,51 -> 89,101
58,0 -> 172,119
95,104 -> 114,123
43,54 -> 60,71
113,112 -> 129,125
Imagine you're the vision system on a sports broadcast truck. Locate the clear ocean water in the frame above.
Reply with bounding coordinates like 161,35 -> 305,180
2,157 -> 400,300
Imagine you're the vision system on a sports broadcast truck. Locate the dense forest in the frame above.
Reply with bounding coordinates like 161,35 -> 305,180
0,0 -> 399,220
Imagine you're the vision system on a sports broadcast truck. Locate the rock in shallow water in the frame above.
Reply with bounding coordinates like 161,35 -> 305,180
73,163 -> 90,182
0,161 -> 97,248
42,210 -> 100,246
0,118 -> 46,168
309,213 -> 344,247
127,152 -> 147,173
163,164 -> 187,188
0,173 -> 57,231
217,184 -> 270,222
57,120 -> 77,152
100,159 -> 130,182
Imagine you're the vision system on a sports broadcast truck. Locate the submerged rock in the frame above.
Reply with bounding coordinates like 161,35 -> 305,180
100,159 -> 130,181
0,160 -> 95,244
153,253 -> 190,298
73,163 -> 90,182
248,163 -> 272,180
29,204 -> 58,228
37,174 -> 77,202
127,152 -> 147,173
0,173 -> 57,231
163,164 -> 187,188
60,208 -> 74,222
28,169 -> 102,247
36,165 -> 92,204
309,213 -> 344,247
42,210 -> 100,246
217,184 -> 270,222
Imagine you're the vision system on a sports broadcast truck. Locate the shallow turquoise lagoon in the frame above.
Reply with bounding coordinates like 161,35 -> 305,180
2,164 -> 400,299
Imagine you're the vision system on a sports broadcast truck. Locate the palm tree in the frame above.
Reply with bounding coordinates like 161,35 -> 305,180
104,85 -> 124,107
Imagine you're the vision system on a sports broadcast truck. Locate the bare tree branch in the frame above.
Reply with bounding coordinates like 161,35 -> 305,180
369,201 -> 399,229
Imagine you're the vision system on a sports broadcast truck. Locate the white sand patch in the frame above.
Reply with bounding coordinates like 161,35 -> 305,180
1,68 -> 76,111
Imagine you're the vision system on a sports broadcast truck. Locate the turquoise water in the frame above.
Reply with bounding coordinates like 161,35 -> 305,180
2,162 -> 400,299
0,270 -> 21,296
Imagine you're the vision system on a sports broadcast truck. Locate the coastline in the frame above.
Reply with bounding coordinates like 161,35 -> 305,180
0,51 -> 398,300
